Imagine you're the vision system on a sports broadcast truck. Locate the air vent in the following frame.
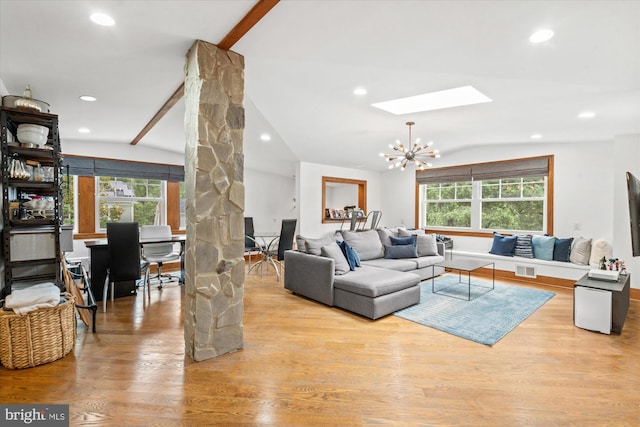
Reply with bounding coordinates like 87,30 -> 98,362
516,265 -> 536,278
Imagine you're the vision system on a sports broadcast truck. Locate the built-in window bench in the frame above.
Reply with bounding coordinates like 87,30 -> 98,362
450,250 -> 592,288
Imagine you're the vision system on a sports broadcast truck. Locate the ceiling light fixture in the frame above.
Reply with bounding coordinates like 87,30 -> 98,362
578,111 -> 596,119
371,85 -> 492,115
90,13 -> 115,26
531,134 -> 543,139
529,29 -> 554,43
353,87 -> 367,96
78,128 -> 91,134
380,122 -> 440,171
260,133 -> 271,141
79,95 -> 97,102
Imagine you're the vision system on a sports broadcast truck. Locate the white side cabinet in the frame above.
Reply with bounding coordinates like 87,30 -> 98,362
573,273 -> 630,335
574,286 -> 612,334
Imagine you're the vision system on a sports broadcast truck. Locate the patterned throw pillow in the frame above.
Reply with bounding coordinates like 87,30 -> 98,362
514,235 -> 534,258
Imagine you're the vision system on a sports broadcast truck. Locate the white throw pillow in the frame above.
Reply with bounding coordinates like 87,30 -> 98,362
589,239 -> 612,267
569,237 -> 592,265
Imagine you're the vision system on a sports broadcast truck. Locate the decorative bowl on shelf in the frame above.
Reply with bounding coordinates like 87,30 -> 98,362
17,124 -> 49,147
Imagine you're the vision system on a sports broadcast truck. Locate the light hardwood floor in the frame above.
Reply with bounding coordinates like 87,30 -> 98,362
2,269 -> 639,426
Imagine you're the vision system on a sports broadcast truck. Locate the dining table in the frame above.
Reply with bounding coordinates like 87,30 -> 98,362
84,234 -> 186,300
246,231 -> 280,277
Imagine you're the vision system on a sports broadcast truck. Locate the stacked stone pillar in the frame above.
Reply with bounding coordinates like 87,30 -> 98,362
183,40 -> 245,361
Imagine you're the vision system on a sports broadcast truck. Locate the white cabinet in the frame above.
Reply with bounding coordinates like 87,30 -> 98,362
574,286 -> 612,334
573,273 -> 630,335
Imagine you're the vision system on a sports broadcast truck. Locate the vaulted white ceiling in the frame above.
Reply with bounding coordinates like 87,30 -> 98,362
1,1 -> 638,177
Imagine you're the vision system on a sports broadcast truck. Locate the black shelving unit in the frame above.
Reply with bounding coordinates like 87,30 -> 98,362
1,106 -> 97,331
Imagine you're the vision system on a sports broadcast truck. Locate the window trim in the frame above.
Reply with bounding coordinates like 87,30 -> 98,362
74,175 -> 183,239
95,177 -> 166,232
415,155 -> 554,237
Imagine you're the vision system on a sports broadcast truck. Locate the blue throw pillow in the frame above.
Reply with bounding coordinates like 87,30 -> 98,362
531,235 -> 556,261
384,244 -> 418,259
390,235 -> 417,246
489,233 -> 517,257
553,237 -> 574,262
338,240 -> 358,271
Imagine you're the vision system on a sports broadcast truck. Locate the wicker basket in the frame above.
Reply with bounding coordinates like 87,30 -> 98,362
0,292 -> 76,369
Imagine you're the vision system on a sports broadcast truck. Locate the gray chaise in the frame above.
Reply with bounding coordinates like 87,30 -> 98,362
284,228 -> 445,319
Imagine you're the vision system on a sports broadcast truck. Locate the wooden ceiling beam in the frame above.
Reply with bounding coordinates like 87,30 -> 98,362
131,0 -> 280,145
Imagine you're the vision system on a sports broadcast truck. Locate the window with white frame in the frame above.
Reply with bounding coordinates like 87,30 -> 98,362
417,156 -> 552,234
97,176 -> 165,230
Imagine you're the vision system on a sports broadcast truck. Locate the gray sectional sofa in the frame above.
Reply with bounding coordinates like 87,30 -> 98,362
284,228 -> 446,319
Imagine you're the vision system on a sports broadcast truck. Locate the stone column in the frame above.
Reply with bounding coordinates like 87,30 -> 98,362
183,39 -> 245,361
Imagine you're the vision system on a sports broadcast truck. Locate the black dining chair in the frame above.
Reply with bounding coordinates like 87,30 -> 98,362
103,222 -> 149,312
264,219 -> 297,281
244,217 -> 261,271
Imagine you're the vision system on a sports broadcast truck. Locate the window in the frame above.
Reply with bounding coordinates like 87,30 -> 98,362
97,177 -> 164,230
480,177 -> 545,231
61,155 -> 184,237
422,181 -> 472,227
417,156 -> 553,235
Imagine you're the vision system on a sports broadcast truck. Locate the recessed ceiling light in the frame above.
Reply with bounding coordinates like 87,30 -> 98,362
353,87 -> 368,96
529,29 -> 554,43
79,95 -> 97,102
78,128 -> 91,134
90,13 -> 115,26
260,133 -> 271,141
531,134 -> 543,139
578,111 -> 596,119
371,85 -> 492,115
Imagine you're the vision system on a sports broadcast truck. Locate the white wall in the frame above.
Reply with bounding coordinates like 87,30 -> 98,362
297,161 -> 382,237
244,169 -> 297,234
613,134 -> 640,288
380,169 -> 416,229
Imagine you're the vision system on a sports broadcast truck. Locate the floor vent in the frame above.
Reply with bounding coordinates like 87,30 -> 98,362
516,265 -> 537,278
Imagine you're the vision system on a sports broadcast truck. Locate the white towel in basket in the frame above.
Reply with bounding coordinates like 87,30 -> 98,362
5,282 -> 61,315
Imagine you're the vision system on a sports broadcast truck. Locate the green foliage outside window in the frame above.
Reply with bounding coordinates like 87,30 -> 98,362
61,174 -> 74,226
424,182 -> 472,227
98,177 -> 163,229
426,202 -> 472,227
481,200 -> 544,231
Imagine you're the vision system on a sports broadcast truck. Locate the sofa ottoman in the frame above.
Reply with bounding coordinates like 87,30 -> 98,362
333,266 -> 420,319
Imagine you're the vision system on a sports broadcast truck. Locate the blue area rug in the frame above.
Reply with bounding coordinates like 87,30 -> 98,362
394,274 -> 555,346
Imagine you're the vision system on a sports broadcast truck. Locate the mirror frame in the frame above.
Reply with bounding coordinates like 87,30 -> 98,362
321,176 -> 367,224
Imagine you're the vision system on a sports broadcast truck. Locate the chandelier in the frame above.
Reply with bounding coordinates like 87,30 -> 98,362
380,122 -> 440,170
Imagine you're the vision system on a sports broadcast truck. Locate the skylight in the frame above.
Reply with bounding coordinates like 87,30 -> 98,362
371,86 -> 492,115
